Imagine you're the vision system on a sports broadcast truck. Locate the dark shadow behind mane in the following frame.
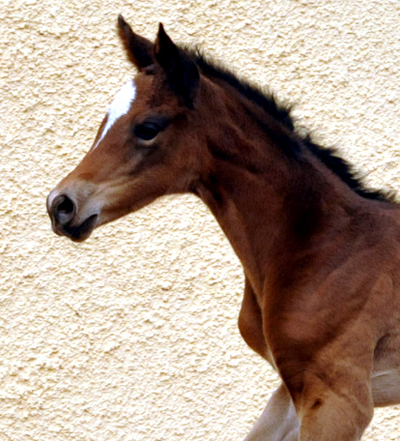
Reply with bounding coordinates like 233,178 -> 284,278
183,47 -> 393,203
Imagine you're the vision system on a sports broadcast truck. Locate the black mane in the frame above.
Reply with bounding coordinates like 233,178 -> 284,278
186,48 -> 392,202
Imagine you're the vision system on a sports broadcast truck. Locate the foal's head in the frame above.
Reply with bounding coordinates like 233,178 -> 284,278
48,17 -> 214,242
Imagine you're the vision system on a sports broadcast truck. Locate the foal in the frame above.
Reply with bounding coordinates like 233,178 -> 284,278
47,16 -> 400,440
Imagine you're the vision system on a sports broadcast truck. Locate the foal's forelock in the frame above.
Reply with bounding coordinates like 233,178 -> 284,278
93,79 -> 137,150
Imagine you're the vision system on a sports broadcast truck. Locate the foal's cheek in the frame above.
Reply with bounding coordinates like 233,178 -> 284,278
136,143 -> 171,169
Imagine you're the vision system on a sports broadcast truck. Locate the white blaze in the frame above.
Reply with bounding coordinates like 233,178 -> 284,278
93,79 -> 136,149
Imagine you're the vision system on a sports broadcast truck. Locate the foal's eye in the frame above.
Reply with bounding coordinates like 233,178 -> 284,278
133,117 -> 170,144
134,123 -> 162,141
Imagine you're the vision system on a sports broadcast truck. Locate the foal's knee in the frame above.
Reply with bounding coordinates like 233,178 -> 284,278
297,380 -> 373,441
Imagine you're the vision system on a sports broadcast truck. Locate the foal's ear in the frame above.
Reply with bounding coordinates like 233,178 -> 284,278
117,15 -> 155,71
155,24 -> 200,108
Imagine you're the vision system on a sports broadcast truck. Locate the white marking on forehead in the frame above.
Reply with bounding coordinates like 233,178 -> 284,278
93,79 -> 136,149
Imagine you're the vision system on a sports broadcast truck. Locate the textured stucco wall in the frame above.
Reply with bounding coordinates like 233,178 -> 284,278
1,0 -> 400,440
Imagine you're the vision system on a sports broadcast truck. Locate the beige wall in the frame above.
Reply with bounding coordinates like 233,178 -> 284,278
1,0 -> 400,439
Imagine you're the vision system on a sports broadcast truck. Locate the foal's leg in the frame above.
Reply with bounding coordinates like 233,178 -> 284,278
290,370 -> 374,441
243,384 -> 299,441
240,280 -> 300,440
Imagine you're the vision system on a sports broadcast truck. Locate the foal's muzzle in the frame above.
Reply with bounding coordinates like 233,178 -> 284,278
47,192 -> 99,242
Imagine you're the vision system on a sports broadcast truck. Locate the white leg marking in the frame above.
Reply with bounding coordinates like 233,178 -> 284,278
93,79 -> 137,149
243,385 -> 299,441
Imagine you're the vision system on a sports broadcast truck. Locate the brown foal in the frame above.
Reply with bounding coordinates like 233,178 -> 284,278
47,16 -> 400,440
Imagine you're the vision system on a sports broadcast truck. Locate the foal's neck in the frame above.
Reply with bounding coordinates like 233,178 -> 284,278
195,82 -> 366,294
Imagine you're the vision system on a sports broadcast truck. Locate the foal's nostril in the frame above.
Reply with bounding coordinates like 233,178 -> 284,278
52,195 -> 76,225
